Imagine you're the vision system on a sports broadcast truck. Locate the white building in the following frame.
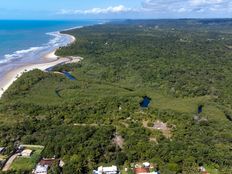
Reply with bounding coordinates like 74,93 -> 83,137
93,165 -> 118,174
21,149 -> 33,157
33,164 -> 48,174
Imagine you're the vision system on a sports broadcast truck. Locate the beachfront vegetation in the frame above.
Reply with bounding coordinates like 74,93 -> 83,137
1,19 -> 232,173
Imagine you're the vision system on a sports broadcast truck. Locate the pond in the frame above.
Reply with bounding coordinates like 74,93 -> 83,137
63,71 -> 76,80
140,96 -> 151,108
198,105 -> 203,114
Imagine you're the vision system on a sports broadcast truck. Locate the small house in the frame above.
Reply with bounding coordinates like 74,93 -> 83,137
132,162 -> 160,174
33,164 -> 48,174
134,167 -> 150,174
21,149 -> 33,157
33,158 -> 58,174
39,158 -> 57,166
134,168 -> 159,174
93,165 -> 118,174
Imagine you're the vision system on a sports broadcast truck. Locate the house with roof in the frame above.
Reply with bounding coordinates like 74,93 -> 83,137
21,149 -> 33,157
33,158 -> 59,174
134,167 -> 159,174
93,165 -> 119,174
131,162 -> 160,174
39,158 -> 58,166
134,167 -> 150,174
33,164 -> 48,174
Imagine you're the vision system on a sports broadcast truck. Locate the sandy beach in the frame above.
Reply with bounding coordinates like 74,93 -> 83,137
0,33 -> 80,98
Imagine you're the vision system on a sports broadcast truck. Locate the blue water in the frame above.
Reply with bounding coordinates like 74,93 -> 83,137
0,20 -> 103,87
140,96 -> 151,108
198,105 -> 203,114
0,20 -> 101,63
63,71 -> 76,81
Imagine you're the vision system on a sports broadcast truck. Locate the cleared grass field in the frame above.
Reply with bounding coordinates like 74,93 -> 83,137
10,146 -> 44,171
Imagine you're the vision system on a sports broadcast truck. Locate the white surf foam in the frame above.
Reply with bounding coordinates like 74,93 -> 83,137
1,46 -> 44,64
0,26 -> 77,65
46,32 -> 63,46
0,32 -> 67,65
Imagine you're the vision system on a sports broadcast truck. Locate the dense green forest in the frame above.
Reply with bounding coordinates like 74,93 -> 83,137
1,19 -> 232,173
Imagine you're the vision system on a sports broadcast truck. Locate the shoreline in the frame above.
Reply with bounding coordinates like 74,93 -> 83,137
0,32 -> 80,98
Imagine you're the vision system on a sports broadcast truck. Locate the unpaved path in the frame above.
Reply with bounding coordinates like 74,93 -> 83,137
2,153 -> 20,171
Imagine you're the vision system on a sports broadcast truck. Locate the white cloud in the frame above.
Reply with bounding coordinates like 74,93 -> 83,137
142,0 -> 232,13
57,0 -> 231,17
177,7 -> 187,12
190,0 -> 223,6
59,5 -> 136,15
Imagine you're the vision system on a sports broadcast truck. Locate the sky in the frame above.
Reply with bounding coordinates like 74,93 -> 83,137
0,0 -> 231,19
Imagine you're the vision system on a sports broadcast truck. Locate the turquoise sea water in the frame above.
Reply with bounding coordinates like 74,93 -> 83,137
0,20 -> 101,64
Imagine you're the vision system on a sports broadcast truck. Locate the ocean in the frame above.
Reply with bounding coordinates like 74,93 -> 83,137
0,20 -> 101,75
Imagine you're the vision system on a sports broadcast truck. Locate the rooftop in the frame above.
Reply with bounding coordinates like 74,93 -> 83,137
21,149 -> 33,156
34,164 -> 48,174
39,158 -> 58,167
94,165 -> 118,174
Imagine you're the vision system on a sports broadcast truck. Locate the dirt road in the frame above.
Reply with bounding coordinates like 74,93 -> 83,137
2,153 -> 19,171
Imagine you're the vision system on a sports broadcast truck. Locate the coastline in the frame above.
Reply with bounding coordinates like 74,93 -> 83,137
0,32 -> 80,98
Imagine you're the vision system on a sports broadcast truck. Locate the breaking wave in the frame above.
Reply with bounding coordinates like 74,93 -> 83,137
0,31 -> 72,65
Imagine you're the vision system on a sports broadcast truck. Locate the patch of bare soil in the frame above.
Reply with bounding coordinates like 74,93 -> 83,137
149,137 -> 158,144
113,134 -> 124,149
143,120 -> 172,139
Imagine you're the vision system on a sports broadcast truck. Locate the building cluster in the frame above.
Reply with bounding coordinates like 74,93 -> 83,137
33,158 -> 62,174
0,144 -> 211,174
92,162 -> 160,174
128,162 -> 160,174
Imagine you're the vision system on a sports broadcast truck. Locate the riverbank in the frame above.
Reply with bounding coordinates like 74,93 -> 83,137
0,33 -> 80,98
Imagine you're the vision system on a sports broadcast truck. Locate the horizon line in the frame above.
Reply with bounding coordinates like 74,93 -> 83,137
0,17 -> 232,21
